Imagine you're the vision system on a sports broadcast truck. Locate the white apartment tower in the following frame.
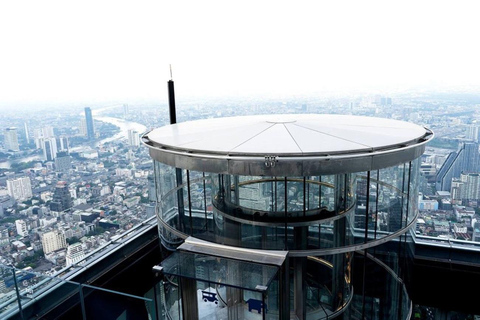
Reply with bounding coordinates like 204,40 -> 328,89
7,177 -> 32,201
79,119 -> 87,136
24,123 -> 29,144
128,129 -> 140,147
4,127 -> 19,151
41,230 -> 67,254
57,136 -> 69,152
459,172 -> 480,200
42,126 -> 54,138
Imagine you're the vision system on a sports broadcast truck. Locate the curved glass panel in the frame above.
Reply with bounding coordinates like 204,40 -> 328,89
146,114 -> 427,320
154,159 -> 418,254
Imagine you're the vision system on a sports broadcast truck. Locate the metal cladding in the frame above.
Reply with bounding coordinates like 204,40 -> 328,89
142,114 -> 433,176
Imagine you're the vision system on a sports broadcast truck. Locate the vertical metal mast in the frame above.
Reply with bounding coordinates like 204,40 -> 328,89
168,65 -> 177,125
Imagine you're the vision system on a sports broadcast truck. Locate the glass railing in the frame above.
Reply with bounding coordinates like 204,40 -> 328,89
0,215 -> 159,320
342,249 -> 412,320
0,264 -> 157,320
54,215 -> 157,280
415,234 -> 480,265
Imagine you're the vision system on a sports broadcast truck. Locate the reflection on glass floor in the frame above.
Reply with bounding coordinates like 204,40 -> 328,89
197,287 -> 267,320
165,286 -> 270,320
160,239 -> 285,319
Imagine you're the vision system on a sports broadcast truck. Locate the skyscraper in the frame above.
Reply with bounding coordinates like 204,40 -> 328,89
143,114 -> 433,319
466,125 -> 480,143
42,126 -> 55,138
50,181 -> 73,212
33,128 -> 43,149
24,122 -> 30,144
84,107 -> 95,140
128,129 -> 140,147
56,136 -> 69,153
461,142 -> 480,173
451,172 -> 480,201
42,137 -> 58,161
79,119 -> 87,137
436,142 -> 480,191
4,127 -> 20,151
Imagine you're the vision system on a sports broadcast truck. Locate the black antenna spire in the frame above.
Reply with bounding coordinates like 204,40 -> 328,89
168,65 -> 176,124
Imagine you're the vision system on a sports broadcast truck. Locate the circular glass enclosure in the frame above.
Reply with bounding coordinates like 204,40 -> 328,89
143,114 -> 433,319
143,114 -> 432,254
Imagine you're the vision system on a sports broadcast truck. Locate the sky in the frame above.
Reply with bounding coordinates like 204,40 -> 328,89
1,0 -> 480,107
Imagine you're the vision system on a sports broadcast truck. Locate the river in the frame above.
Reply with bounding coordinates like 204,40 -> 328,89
0,116 -> 147,169
95,116 -> 147,145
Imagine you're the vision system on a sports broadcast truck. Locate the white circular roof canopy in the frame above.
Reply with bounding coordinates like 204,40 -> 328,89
143,114 -> 433,176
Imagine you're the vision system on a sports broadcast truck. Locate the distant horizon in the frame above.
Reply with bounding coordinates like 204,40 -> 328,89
4,84 -> 480,111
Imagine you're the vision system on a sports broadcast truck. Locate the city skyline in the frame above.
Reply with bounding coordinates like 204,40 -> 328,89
2,1 -> 480,316
0,90 -> 479,318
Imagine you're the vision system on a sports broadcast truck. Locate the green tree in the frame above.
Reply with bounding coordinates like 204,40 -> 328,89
87,226 -> 105,236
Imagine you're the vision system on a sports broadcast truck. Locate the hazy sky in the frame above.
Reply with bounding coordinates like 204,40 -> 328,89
2,0 -> 480,106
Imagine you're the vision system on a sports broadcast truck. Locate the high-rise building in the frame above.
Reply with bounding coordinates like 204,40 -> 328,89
42,137 -> 58,161
33,128 -> 43,149
143,114 -> 433,319
128,129 -> 140,147
24,122 -> 30,144
7,177 -> 32,201
41,230 -> 67,254
436,142 -> 480,191
436,151 -> 461,191
84,107 -> 95,140
466,125 -> 480,143
0,196 -> 13,218
50,181 -> 73,212
4,127 -> 20,151
147,173 -> 156,202
461,142 -> 480,173
451,179 -> 464,202
79,119 -> 87,137
56,136 -> 69,153
15,219 -> 28,237
55,151 -> 71,172
42,126 -> 55,138
452,172 -> 480,202
66,242 -> 85,267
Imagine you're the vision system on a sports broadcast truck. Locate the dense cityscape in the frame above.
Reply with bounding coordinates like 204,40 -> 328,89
0,91 -> 479,278
2,0 -> 480,318
0,90 -> 479,320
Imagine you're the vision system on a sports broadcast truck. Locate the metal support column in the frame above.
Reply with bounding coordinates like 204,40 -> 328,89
293,227 -> 307,320
180,277 -> 198,320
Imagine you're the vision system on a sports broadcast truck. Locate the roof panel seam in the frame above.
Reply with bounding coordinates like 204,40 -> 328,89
291,123 -> 373,150
228,122 -> 277,153
283,123 -> 304,154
